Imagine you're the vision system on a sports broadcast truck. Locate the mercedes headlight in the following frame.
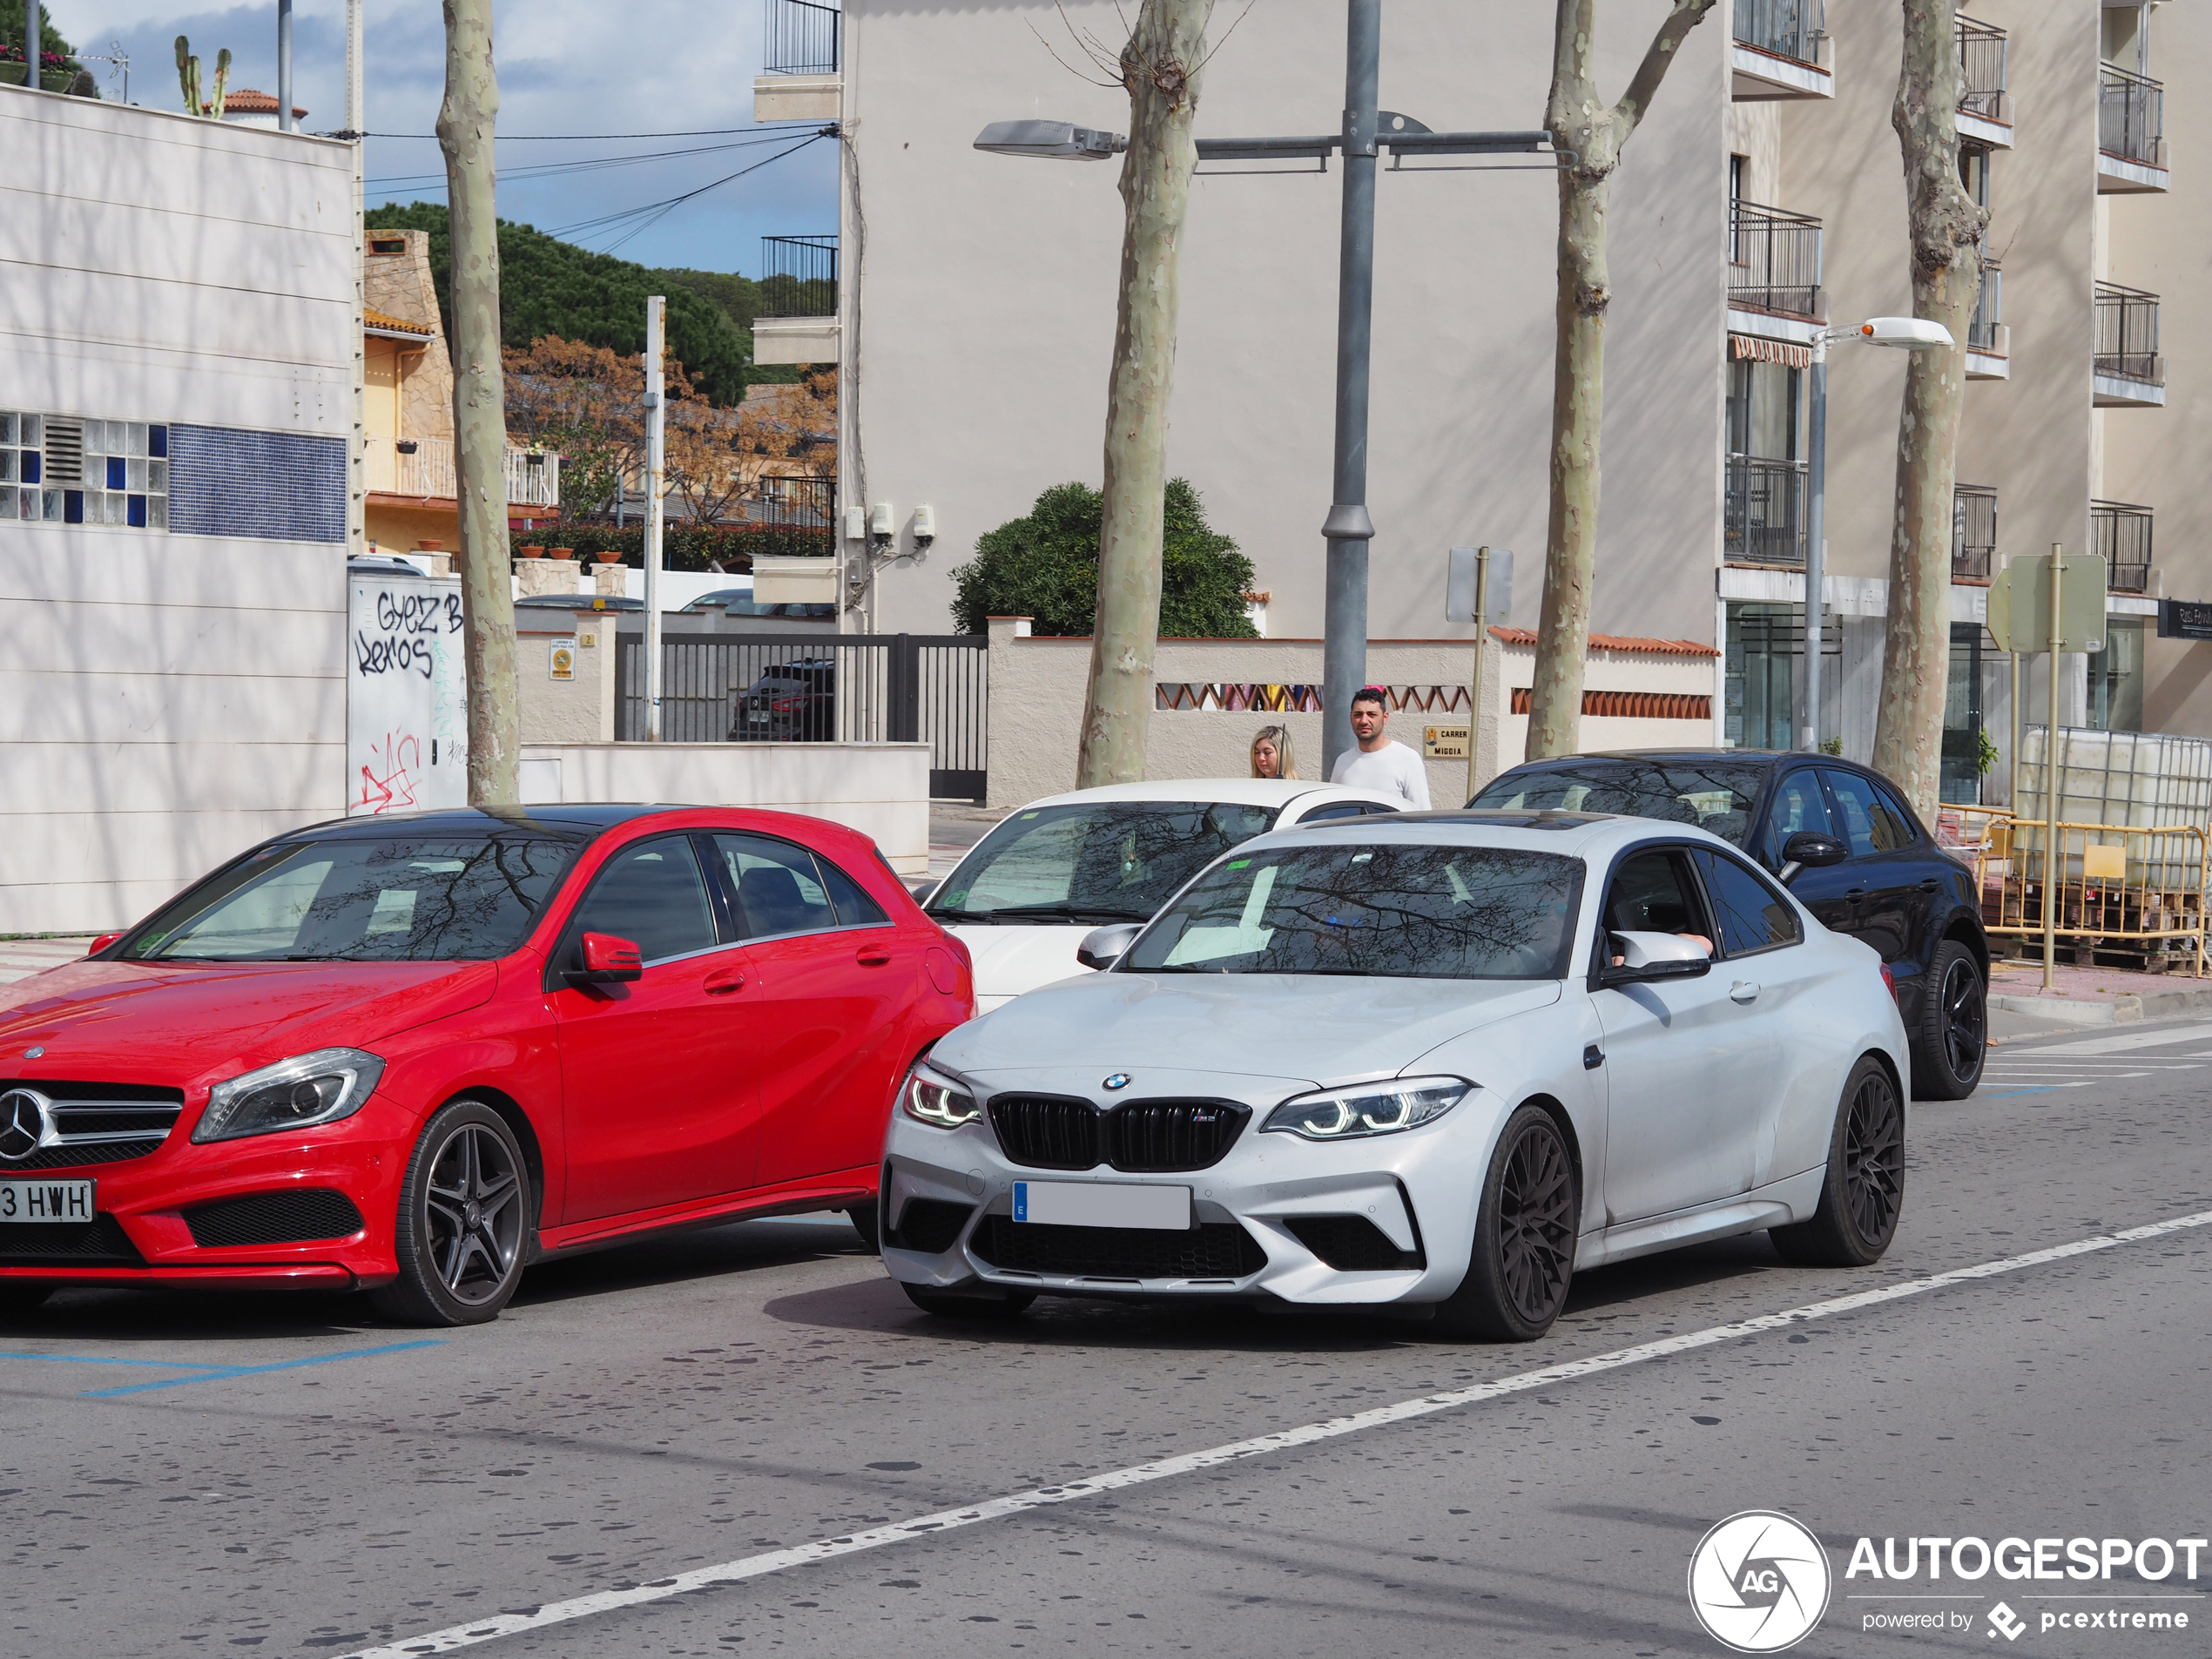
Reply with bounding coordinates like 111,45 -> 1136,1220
901,1066 -> 981,1130
1261,1076 -> 1470,1142
192,1049 -> 386,1144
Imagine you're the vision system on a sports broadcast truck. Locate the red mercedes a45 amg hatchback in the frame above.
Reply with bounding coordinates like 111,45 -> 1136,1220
0,806 -> 974,1325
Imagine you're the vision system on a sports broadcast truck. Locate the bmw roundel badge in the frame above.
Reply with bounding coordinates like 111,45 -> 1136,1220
1103,1073 -> 1132,1091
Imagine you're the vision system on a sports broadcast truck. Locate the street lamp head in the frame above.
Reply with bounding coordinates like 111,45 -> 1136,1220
974,119 -> 1126,160
1858,316 -> 1956,350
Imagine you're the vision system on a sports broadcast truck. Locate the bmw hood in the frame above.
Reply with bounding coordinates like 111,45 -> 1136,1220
934,970 -> 1562,1093
942,923 -> 1095,1010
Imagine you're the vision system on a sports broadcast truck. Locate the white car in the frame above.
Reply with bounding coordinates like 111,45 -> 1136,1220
921,780 -> 1406,1012
880,809 -> 1911,1340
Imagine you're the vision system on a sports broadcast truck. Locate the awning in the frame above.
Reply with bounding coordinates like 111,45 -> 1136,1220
1731,333 -> 1812,370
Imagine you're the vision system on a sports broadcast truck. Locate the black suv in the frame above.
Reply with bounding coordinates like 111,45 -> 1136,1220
1472,750 -> 1988,1099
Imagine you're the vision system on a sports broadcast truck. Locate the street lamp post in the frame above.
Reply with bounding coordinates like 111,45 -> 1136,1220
1800,316 -> 1956,753
975,2 -> 1556,778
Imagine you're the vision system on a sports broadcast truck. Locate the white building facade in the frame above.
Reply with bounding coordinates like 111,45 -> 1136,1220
0,86 -> 356,932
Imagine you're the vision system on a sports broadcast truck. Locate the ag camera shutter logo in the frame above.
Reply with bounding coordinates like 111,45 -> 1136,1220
1688,1510 -> 1832,1652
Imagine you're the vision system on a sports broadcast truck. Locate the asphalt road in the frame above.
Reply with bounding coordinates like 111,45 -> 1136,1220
4,1022 -> 2209,1658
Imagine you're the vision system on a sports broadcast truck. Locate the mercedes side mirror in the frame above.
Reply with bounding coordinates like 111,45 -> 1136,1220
1599,930 -> 1713,988
1778,831 -> 1850,886
567,931 -> 644,986
1077,922 -> 1143,972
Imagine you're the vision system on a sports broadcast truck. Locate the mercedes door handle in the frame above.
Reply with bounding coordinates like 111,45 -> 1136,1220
1730,981 -> 1761,1004
704,973 -> 745,995
855,947 -> 894,968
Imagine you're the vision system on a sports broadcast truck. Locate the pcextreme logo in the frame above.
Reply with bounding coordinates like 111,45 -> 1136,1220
1688,1510 -> 1834,1653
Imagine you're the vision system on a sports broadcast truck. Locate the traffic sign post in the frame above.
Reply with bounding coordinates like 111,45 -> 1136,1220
1447,547 -> 1512,804
1988,547 -> 2108,990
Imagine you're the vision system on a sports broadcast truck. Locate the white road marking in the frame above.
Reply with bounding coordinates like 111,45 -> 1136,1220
339,1206 -> 2212,1659
2022,1022 -> 2212,1057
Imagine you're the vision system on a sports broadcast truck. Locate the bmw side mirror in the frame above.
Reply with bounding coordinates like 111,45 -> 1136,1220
1599,930 -> 1713,988
1778,831 -> 1850,886
1077,922 -> 1143,972
568,931 -> 644,986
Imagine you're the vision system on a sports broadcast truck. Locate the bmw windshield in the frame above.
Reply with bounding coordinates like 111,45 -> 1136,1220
929,800 -> 1283,925
1123,842 -> 1585,980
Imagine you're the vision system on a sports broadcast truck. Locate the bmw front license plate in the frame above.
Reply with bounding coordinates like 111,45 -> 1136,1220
1012,1180 -> 1190,1231
0,1179 -> 94,1224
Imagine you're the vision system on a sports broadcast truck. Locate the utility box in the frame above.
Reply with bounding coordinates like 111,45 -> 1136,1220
346,561 -> 469,814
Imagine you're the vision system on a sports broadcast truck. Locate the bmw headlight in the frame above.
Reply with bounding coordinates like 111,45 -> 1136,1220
901,1066 -> 981,1130
192,1049 -> 386,1144
1262,1076 -> 1470,1142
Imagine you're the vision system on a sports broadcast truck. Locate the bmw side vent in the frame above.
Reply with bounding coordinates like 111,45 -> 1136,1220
885,1198 -> 974,1255
1283,1214 -> 1426,1272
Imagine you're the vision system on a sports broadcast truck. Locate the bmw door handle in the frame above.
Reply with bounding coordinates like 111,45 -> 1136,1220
855,946 -> 894,968
704,972 -> 745,995
1730,981 -> 1760,1004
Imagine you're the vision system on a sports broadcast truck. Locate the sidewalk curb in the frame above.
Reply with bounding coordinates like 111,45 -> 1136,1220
1989,981 -> 2212,1028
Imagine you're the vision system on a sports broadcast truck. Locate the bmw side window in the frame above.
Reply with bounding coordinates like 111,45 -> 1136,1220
1695,851 -> 1803,955
1763,770 -> 1834,869
1596,849 -> 1716,968
568,837 -> 720,964
714,833 -> 839,940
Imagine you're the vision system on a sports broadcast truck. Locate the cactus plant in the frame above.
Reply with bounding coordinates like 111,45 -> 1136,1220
173,36 -> 231,118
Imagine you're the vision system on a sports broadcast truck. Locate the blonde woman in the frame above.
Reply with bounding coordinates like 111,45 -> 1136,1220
1250,725 -> 1298,781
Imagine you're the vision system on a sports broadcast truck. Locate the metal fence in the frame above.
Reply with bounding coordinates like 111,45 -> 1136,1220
1728,201 -> 1823,318
1732,0 -> 1823,64
759,235 -> 838,319
1724,456 -> 1806,567
2091,500 -> 2155,595
1952,484 -> 1998,581
1958,17 -> 2008,122
753,475 -> 835,531
764,0 -> 840,75
1968,260 -> 2003,353
2099,64 -> 2165,166
617,631 -> 988,800
2094,282 -> 2162,383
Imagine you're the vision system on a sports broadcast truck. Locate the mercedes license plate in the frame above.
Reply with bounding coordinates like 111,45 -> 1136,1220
1012,1180 -> 1190,1231
0,1178 -> 94,1224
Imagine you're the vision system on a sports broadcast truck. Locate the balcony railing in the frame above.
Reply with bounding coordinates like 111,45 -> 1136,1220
1733,0 -> 1824,65
2092,500 -> 2154,594
2099,64 -> 2166,166
1729,201 -> 1824,318
751,474 -> 834,530
365,436 -> 561,509
759,234 -> 838,318
2094,281 -> 2163,383
764,0 -> 840,75
1968,260 -> 2003,352
1725,455 -> 1806,567
1953,484 -> 1998,581
1959,17 -> 2009,122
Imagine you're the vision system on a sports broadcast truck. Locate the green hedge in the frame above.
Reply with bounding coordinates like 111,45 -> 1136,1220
513,523 -> 836,572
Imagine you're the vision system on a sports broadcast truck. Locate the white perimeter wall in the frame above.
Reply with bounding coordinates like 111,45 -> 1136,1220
0,90 -> 356,933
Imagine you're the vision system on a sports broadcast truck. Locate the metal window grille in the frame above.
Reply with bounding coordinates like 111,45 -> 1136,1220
1732,0 -> 1824,64
1958,17 -> 2009,122
753,474 -> 835,531
763,0 -> 840,76
2094,282 -> 2162,384
2099,64 -> 2165,166
1952,484 -> 1998,581
2091,500 -> 2154,595
1968,261 -> 2002,353
1728,202 -> 1823,319
1724,456 -> 1807,567
759,234 -> 838,319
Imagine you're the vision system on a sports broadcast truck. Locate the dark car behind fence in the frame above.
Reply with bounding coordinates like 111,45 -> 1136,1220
618,631 -> 988,800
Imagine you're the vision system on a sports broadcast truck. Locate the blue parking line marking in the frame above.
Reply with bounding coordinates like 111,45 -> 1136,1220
0,1340 -> 444,1397
79,1340 -> 444,1397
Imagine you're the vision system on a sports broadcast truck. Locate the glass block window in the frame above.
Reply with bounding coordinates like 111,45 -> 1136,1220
79,418 -> 168,530
0,410 -> 54,522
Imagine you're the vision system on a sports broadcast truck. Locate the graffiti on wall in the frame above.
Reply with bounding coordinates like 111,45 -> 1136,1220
347,575 -> 469,814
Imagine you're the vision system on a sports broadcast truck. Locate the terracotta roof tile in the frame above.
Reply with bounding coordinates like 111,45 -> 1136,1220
1487,625 -> 1719,658
365,307 -> 435,338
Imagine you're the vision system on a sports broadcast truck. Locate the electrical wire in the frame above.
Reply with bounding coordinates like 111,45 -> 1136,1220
545,130 -> 832,254
361,122 -> 825,140
365,131 -> 814,193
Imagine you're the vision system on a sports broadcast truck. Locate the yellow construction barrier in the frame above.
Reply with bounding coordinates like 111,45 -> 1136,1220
1970,816 -> 2208,976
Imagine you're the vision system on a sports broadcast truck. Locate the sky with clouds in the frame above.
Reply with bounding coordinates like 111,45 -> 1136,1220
56,0 -> 837,274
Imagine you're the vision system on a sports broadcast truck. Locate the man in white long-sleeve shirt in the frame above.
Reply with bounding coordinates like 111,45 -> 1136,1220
1327,686 -> 1432,809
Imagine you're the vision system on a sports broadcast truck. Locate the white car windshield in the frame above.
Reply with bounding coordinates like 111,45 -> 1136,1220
1123,842 -> 1585,980
929,800 -> 1281,925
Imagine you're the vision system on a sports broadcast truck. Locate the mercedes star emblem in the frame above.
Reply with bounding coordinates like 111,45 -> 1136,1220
0,1089 -> 52,1163
1103,1073 -> 1132,1091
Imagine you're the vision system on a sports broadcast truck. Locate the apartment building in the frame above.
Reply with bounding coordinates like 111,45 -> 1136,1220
799,0 -> 2205,797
